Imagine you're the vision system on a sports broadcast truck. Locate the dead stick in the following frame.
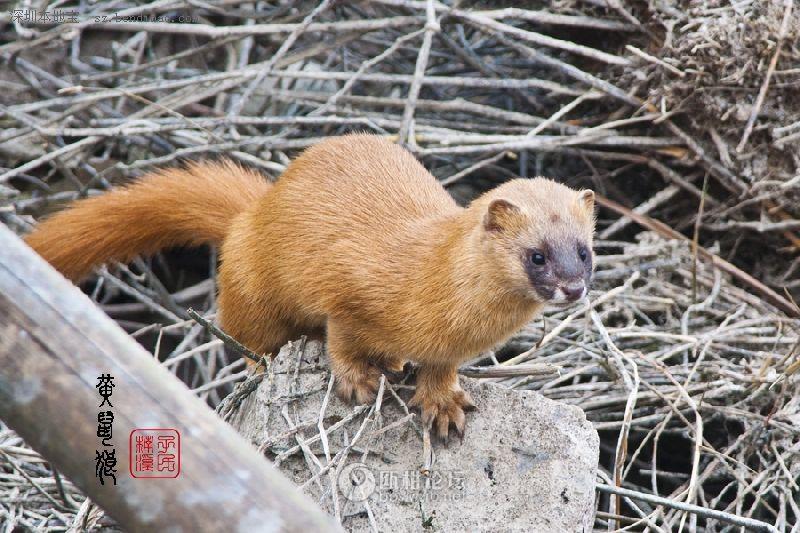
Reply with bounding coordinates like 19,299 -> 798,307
596,195 -> 799,318
736,0 -> 793,152
458,364 -> 558,378
187,308 -> 264,364
596,484 -> 779,533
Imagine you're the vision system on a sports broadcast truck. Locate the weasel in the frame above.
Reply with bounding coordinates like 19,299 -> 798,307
25,134 -> 596,439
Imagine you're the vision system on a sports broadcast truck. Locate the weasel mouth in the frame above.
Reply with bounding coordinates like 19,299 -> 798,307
537,284 -> 587,308
550,283 -> 586,303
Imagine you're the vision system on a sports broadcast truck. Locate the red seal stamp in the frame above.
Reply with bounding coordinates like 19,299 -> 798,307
129,429 -> 180,478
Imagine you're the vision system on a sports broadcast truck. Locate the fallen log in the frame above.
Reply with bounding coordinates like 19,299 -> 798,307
0,224 -> 339,532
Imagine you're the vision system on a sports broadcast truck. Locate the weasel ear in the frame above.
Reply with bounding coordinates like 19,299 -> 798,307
484,198 -> 521,232
578,190 -> 595,212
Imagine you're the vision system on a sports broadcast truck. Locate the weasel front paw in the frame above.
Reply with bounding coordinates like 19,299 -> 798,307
410,388 -> 475,440
334,364 -> 381,404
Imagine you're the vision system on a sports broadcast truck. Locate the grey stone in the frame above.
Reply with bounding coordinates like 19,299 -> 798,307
227,339 -> 599,532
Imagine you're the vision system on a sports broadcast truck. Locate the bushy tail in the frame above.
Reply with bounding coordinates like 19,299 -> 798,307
25,160 -> 271,281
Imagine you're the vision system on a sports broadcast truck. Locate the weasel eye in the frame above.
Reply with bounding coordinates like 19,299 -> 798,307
578,247 -> 589,262
529,251 -> 546,265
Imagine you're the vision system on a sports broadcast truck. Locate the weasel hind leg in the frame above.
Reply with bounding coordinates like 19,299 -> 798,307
217,254 -> 326,364
327,320 -> 383,404
219,295 -> 321,364
225,317 -> 298,367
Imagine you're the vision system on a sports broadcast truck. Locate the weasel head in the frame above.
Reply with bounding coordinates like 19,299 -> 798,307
474,178 -> 596,306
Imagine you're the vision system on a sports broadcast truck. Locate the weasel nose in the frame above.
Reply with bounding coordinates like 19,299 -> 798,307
562,283 -> 586,302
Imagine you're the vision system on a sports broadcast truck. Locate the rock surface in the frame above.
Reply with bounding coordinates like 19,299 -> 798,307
226,339 -> 599,532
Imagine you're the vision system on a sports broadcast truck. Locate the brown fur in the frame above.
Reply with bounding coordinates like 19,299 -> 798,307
25,134 -> 595,439
25,160 -> 270,281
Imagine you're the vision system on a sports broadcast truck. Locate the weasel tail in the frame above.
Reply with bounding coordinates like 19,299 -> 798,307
24,160 -> 271,282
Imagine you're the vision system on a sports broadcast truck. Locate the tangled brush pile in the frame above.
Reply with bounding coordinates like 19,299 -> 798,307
0,0 -> 798,529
